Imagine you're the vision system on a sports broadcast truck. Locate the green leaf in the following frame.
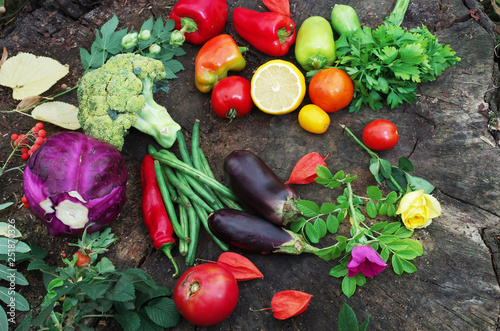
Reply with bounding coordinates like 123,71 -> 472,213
320,202 -> 338,214
379,159 -> 392,178
353,273 -> 366,286
377,235 -> 398,243
395,249 -> 419,260
314,219 -> 327,238
305,223 -> 320,244
144,297 -> 181,328
405,174 -> 435,194
0,264 -> 28,285
378,203 -> 388,216
382,222 -> 401,235
329,265 -> 348,278
398,157 -> 414,172
0,287 -> 29,311
379,247 -> 390,262
366,186 -> 382,200
369,159 -> 380,177
387,167 -> 407,192
391,255 -> 404,275
297,200 -> 320,217
394,227 -> 413,238
0,222 -> 21,237
385,191 -> 399,204
370,221 -> 387,232
400,238 -> 423,256
333,170 -> 345,180
97,257 -> 116,274
316,165 -> 332,179
0,203 -> 13,211
401,258 -> 418,273
387,203 -> 397,217
360,316 -> 370,331
139,309 -> 164,331
115,311 -> 142,331
338,303 -> 359,331
315,246 -> 340,261
290,218 -> 306,233
48,278 -> 64,291
0,238 -> 31,255
326,215 -> 339,234
365,201 -> 378,218
0,306 -> 7,331
106,275 -> 136,302
27,260 -> 53,271
80,281 -> 111,301
341,275 -> 357,298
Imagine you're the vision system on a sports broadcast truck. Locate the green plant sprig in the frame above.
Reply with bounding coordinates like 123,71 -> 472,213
18,228 -> 180,330
292,167 -> 423,298
340,124 -> 435,194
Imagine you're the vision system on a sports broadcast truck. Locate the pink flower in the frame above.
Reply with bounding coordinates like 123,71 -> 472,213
347,246 -> 387,277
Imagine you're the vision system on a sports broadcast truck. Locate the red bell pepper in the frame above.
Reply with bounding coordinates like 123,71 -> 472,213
140,155 -> 179,277
169,0 -> 228,46
233,7 -> 296,57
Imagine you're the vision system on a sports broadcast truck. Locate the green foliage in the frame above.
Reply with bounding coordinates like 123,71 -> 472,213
18,228 -> 180,330
80,15 -> 186,79
0,222 -> 47,331
338,302 -> 370,331
292,166 -> 425,298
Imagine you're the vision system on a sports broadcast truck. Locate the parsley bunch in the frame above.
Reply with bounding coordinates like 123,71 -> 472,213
309,0 -> 461,113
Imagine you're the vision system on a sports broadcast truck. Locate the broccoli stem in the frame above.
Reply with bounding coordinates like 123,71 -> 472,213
134,76 -> 181,149
383,0 -> 410,27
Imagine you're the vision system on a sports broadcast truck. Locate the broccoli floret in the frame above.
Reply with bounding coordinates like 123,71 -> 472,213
77,53 -> 181,150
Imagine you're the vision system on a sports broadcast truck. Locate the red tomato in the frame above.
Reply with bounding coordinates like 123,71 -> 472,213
211,76 -> 253,120
74,251 -> 91,268
308,68 -> 354,113
362,119 -> 399,151
174,263 -> 239,326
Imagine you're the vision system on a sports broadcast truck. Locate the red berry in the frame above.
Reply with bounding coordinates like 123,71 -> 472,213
35,137 -> 44,145
21,153 -> 29,160
30,144 -> 40,153
61,252 -> 68,259
36,122 -> 44,129
32,126 -> 40,133
22,147 -> 29,153
38,130 -> 46,138
21,196 -> 28,203
23,203 -> 30,209
11,134 -> 18,141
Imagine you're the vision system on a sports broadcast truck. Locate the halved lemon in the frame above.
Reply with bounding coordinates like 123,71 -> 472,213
250,60 -> 306,115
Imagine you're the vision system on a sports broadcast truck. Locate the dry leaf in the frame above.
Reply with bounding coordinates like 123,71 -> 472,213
216,252 -> 264,281
17,95 -> 42,110
0,47 -> 7,69
31,101 -> 80,130
0,52 -> 69,100
271,290 -> 313,320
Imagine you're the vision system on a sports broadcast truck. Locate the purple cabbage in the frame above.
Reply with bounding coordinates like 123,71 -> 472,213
23,132 -> 127,236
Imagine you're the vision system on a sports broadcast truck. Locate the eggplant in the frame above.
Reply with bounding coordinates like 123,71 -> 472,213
208,209 -> 318,255
224,150 -> 301,226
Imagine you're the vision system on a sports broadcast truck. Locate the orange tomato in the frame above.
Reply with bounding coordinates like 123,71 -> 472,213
298,104 -> 330,134
308,68 -> 354,113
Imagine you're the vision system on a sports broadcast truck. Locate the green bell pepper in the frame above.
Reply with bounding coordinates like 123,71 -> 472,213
330,4 -> 361,36
294,16 -> 336,71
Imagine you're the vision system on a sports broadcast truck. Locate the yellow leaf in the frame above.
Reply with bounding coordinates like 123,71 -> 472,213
0,52 -> 69,100
32,101 -> 80,130
0,47 -> 7,69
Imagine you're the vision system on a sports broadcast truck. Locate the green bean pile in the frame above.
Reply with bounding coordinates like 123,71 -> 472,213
149,119 -> 243,265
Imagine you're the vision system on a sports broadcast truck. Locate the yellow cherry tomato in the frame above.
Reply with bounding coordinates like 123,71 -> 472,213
298,104 -> 330,134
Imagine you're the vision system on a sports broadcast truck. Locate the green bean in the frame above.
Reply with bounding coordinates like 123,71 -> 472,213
191,119 -> 202,171
154,161 -> 188,240
163,166 -> 214,213
197,147 -> 244,211
178,205 -> 189,256
176,130 -> 193,166
192,203 -> 229,252
153,150 -> 238,201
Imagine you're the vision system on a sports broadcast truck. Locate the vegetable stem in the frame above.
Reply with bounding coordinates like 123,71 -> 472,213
383,0 -> 410,27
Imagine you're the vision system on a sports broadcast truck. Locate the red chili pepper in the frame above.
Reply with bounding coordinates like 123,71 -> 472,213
233,8 -> 296,57
141,155 -> 179,277
169,0 -> 228,46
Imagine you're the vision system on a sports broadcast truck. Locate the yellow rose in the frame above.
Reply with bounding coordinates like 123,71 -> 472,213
396,190 -> 441,230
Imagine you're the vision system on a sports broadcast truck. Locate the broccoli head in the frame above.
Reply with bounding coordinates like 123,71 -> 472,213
77,53 -> 181,150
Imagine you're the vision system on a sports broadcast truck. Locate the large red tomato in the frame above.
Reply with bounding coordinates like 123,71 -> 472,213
362,119 -> 399,151
308,68 -> 354,113
173,263 -> 239,326
211,76 -> 253,120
